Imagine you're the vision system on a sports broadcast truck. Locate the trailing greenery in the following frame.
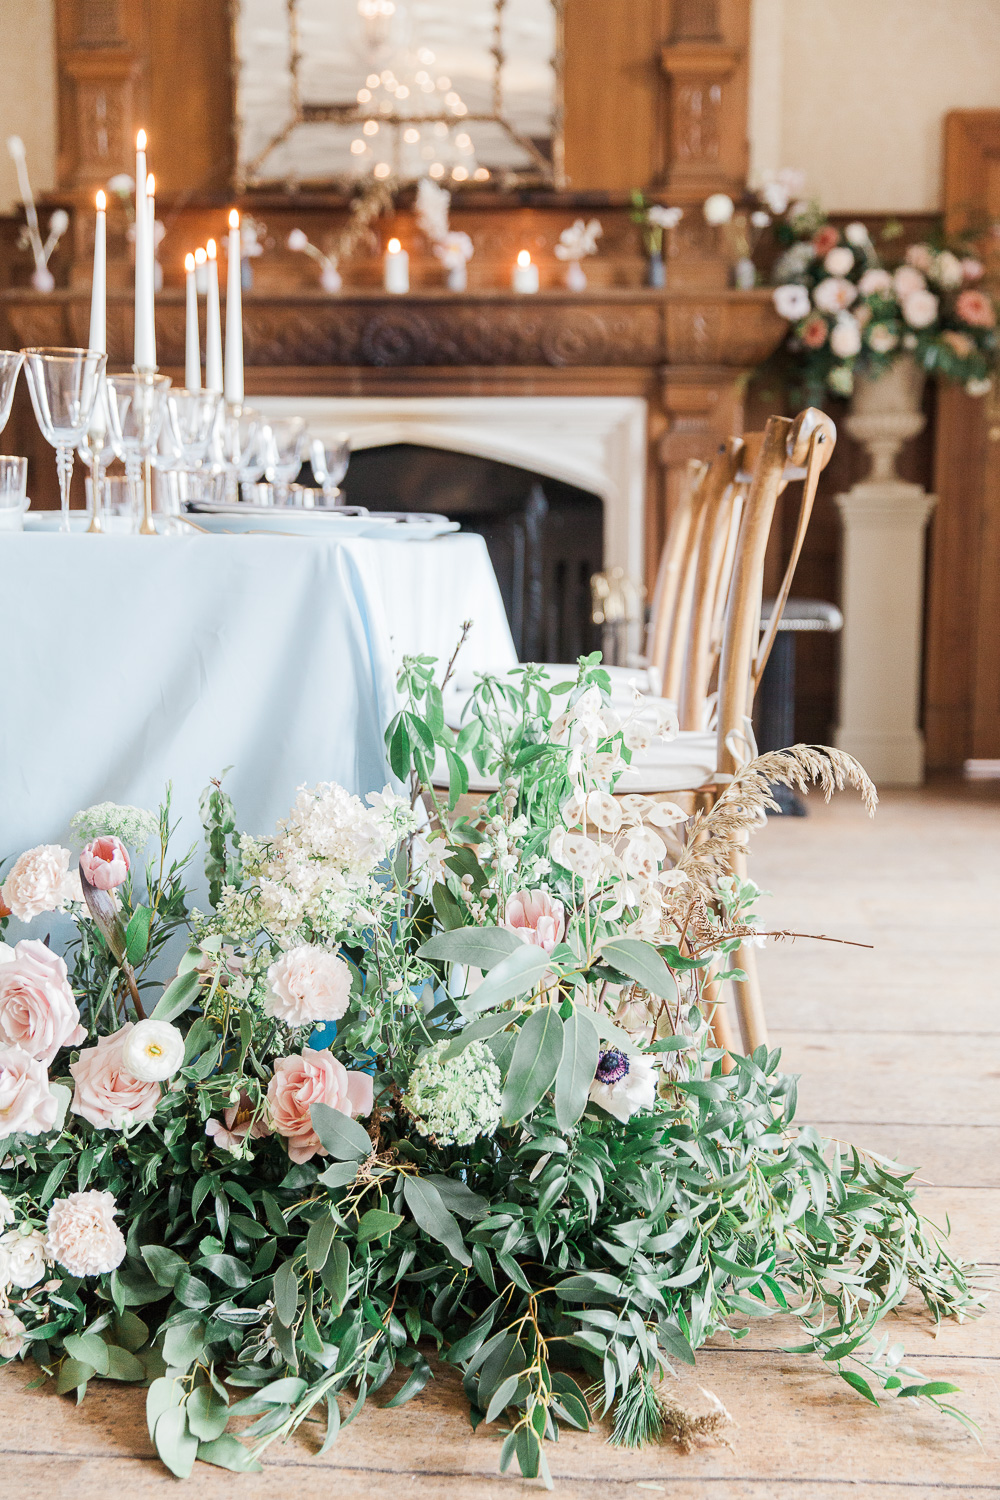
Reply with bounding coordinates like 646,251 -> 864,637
0,654 -> 983,1483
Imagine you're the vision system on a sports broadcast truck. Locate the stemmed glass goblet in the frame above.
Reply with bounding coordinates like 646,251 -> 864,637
166,387 -> 223,468
262,416 -> 305,503
105,371 -> 172,534
309,433 -> 350,506
78,382 -> 116,533
23,347 -> 106,533
215,406 -> 262,504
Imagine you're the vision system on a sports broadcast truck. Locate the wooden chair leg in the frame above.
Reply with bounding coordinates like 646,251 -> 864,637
732,940 -> 768,1054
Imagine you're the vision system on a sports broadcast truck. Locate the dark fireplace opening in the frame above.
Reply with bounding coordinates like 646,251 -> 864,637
340,443 -> 603,662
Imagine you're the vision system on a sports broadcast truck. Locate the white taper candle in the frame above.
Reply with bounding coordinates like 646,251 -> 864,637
89,190 -> 106,356
184,252 -> 200,391
224,209 -> 244,405
205,238 -> 223,394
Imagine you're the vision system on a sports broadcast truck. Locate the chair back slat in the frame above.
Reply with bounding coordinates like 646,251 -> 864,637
645,459 -> 707,683
677,439 -> 745,730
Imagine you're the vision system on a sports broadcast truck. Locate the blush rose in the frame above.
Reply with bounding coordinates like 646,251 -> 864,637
69,1023 -> 161,1130
0,940 -> 86,1065
0,1046 -> 59,1135
267,1050 -> 373,1164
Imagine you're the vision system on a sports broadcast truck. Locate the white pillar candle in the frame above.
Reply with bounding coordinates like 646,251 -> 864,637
88,190 -> 106,356
384,237 -> 409,294
133,133 -> 156,370
224,209 -> 244,406
512,250 -> 539,294
205,237 -> 223,394
194,244 -> 208,295
184,253 -> 200,391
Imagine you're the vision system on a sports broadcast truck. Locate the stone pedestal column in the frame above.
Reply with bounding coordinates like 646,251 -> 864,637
834,357 -> 936,785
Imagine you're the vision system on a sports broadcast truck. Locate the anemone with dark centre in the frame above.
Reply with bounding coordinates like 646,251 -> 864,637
595,1047 -> 630,1085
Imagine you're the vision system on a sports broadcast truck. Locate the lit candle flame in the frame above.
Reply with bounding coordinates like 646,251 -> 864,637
387,237 -> 401,254
194,246 -> 207,265
517,250 -> 531,268
229,208 -> 240,229
95,190 -> 106,211
185,252 -> 195,272
146,172 -> 155,196
206,238 -> 217,259
136,129 -> 147,151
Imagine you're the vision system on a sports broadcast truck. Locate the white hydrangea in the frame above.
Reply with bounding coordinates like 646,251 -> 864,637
71,803 -> 158,849
402,1039 -> 503,1147
219,782 -> 416,940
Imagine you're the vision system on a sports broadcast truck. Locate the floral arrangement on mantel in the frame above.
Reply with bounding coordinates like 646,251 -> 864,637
0,656 -> 983,1482
768,201 -> 998,400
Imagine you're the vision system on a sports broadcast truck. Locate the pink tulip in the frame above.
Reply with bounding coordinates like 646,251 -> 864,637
503,889 -> 566,954
79,836 -> 130,892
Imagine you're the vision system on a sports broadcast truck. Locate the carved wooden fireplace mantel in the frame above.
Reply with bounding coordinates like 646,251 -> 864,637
0,286 -> 784,587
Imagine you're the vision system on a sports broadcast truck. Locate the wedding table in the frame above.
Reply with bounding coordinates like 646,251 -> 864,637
0,530 -> 515,865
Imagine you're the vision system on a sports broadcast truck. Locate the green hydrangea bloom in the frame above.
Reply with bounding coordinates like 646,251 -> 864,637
71,802 -> 159,849
402,1039 -> 503,1147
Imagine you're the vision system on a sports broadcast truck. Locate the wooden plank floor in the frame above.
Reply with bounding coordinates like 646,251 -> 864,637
2,779 -> 998,1498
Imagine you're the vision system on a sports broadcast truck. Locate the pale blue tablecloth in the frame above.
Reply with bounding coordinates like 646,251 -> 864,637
0,532 -> 515,863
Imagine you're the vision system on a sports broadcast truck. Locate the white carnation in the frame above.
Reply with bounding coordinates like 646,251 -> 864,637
45,1190 -> 126,1277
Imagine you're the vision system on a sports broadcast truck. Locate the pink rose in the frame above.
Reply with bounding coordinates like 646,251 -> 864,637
264,945 -> 352,1027
79,837 -> 130,892
205,1090 -> 271,1153
811,226 -> 839,257
1,845 -> 80,922
956,288 -> 996,329
69,1023 -> 161,1129
267,1050 -> 373,1164
0,940 -> 86,1066
503,890 -> 566,954
0,1045 -> 59,1135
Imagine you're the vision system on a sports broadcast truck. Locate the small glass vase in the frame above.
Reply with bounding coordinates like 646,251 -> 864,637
646,252 -> 666,289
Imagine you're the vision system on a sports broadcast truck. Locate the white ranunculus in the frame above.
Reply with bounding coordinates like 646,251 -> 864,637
823,245 -> 854,276
703,193 -> 734,226
902,289 -> 939,329
2,1228 -> 47,1289
772,283 -> 811,321
844,221 -> 870,247
813,277 -> 858,314
829,314 -> 862,359
121,1019 -> 185,1083
588,1049 -> 658,1123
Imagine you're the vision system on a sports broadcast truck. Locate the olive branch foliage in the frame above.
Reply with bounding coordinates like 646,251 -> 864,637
0,652 -> 984,1484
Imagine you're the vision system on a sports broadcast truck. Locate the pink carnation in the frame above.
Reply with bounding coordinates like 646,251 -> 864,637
503,890 -> 566,954
79,836 -> 130,892
0,940 -> 86,1065
45,1189 -> 126,1277
1,845 -> 80,922
264,945 -> 352,1027
205,1090 -> 271,1153
69,1023 -> 161,1130
0,1046 -> 59,1135
267,1050 -> 373,1164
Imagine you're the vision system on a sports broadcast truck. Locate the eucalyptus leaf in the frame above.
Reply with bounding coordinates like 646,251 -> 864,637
501,1005 -> 564,1123
554,1007 -> 600,1130
417,925 -> 521,970
310,1102 -> 372,1161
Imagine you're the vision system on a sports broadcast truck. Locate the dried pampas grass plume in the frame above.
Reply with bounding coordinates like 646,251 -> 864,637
674,744 -> 877,899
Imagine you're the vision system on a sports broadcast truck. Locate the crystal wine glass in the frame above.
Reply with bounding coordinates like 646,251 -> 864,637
0,350 -> 25,434
77,381 -> 116,533
215,405 -> 262,503
166,387 -> 222,467
261,416 -> 305,503
23,347 -> 106,533
105,371 -> 172,533
309,433 -> 351,506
